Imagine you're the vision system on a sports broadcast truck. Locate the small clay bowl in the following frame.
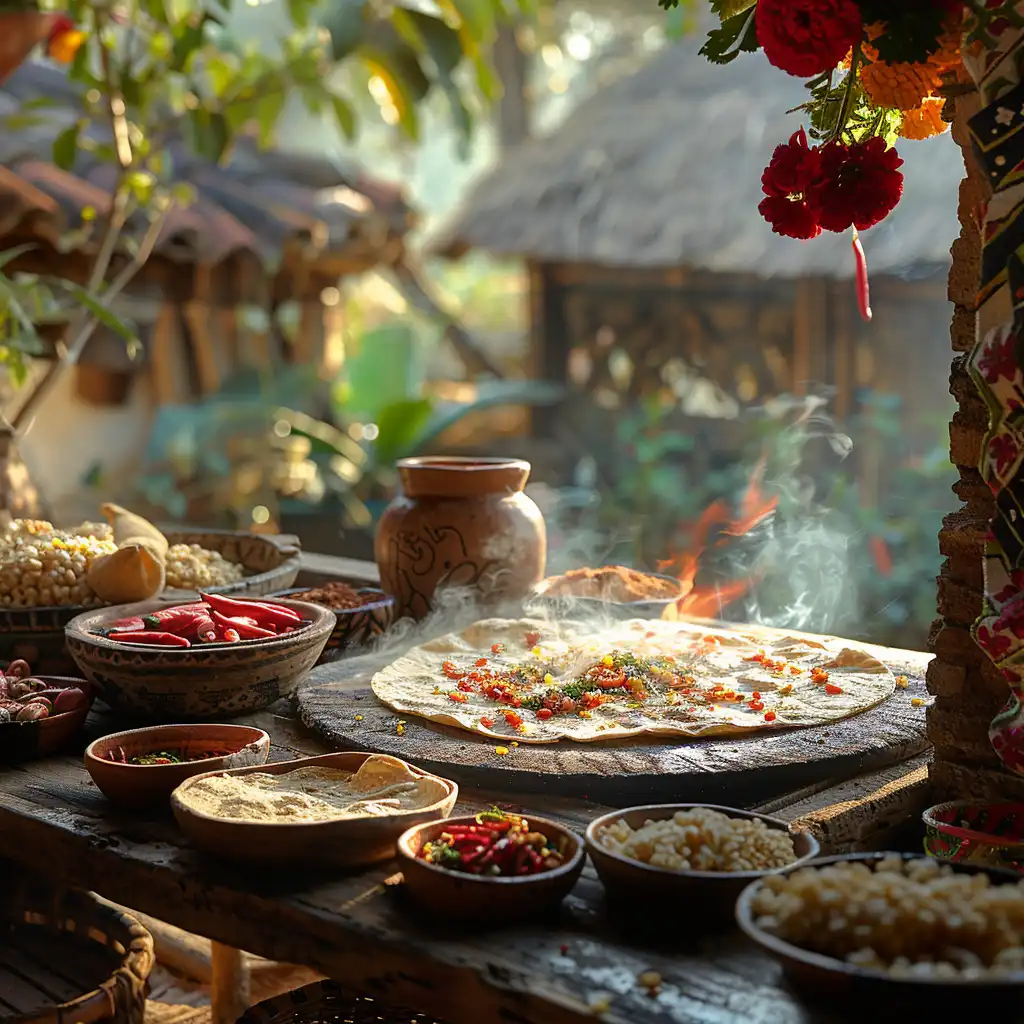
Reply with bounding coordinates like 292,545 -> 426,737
736,853 -> 1024,1016
65,597 -> 334,720
526,570 -> 683,620
923,800 -> 1024,874
172,752 -> 458,868
0,675 -> 95,765
271,586 -> 396,663
585,804 -> 819,925
85,724 -> 271,809
397,814 -> 585,923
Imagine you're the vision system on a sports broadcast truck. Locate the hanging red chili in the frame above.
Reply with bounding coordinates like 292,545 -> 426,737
852,229 -> 872,322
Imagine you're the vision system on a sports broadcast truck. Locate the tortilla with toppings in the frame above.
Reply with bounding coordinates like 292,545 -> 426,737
370,617 -> 896,744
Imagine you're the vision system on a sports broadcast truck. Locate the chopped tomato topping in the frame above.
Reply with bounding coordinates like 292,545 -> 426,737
811,668 -> 830,684
764,711 -> 777,722
475,657 -> 488,667
825,682 -> 843,695
536,708 -> 553,720
442,660 -> 465,680
491,643 -> 504,655
746,650 -> 766,663
748,700 -> 765,712
447,691 -> 469,703
525,631 -> 541,647
751,691 -> 761,699
502,709 -> 523,729
587,665 -> 627,690
480,717 -> 495,728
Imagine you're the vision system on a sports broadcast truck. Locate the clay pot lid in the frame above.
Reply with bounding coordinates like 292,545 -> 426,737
397,456 -> 531,498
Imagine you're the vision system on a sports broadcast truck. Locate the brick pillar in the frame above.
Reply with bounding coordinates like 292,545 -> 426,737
928,74 -> 1024,801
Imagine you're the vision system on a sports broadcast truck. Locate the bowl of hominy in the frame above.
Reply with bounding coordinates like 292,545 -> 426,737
735,853 -> 1024,1013
585,804 -> 818,922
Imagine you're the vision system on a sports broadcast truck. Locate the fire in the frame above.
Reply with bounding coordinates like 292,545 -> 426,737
659,460 -> 778,622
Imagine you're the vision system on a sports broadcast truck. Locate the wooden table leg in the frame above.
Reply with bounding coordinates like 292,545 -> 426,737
211,942 -> 250,1024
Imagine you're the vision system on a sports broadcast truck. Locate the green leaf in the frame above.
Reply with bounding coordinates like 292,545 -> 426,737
330,95 -> 357,140
399,11 -> 472,141
52,122 -> 82,171
125,171 -> 156,206
699,6 -> 758,65
710,0 -> 756,15
184,109 -> 231,162
372,398 -> 435,465
205,52 -> 239,97
359,34 -> 431,138
445,0 -> 493,43
55,281 -> 138,346
252,90 -> 287,146
322,0 -> 368,61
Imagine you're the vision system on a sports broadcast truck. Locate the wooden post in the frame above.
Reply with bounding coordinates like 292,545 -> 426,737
210,941 -> 250,1024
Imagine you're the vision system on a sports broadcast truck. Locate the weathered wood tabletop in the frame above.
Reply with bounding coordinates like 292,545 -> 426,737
0,565 -> 934,1024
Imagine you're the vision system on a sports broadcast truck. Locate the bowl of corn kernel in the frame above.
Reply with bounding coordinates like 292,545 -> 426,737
736,853 -> 1024,1012
585,804 -> 819,923
0,520 -> 301,674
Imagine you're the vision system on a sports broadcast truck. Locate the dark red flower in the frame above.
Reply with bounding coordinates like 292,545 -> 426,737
978,328 -> 1018,384
977,623 -> 1013,659
989,432 -> 1020,476
756,0 -> 864,78
807,138 -> 904,233
758,129 -> 822,239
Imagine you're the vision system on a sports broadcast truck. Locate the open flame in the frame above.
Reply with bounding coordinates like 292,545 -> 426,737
658,459 -> 778,622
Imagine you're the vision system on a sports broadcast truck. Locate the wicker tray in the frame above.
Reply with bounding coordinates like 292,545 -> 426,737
236,980 -> 446,1024
0,529 -> 301,674
1,875 -> 154,1024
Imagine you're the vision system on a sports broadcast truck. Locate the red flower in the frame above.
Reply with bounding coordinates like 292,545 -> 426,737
989,432 -> 1020,476
758,129 -> 822,239
978,329 -> 1018,384
977,623 -> 1013,659
756,0 -> 863,78
808,138 -> 904,232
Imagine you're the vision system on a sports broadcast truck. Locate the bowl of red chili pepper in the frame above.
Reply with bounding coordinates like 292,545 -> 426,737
85,723 -> 271,809
65,595 -> 335,720
396,807 -> 585,922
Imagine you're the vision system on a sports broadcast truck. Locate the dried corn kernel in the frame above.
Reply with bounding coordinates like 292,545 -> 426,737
164,543 -> 245,589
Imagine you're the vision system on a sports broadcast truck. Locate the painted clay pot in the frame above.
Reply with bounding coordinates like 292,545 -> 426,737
375,457 -> 547,620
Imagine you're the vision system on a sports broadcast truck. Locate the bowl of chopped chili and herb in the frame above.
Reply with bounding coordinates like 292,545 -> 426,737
272,582 -> 395,662
65,596 -> 334,720
85,723 -> 271,809
397,807 -> 585,922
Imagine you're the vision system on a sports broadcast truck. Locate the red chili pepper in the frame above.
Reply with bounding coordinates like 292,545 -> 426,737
852,229 -> 872,323
109,615 -> 145,631
209,609 -> 276,640
141,603 -> 210,635
108,631 -> 190,648
201,592 -> 301,629
194,615 -> 217,643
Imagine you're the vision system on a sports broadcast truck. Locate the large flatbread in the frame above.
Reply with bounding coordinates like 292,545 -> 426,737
370,617 -> 896,745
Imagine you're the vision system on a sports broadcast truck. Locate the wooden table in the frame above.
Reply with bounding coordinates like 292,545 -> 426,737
0,557 -> 937,1024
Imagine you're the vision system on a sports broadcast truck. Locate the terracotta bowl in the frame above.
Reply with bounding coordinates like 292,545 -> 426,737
84,724 -> 271,809
271,586 -> 396,663
585,804 -> 820,925
397,814 -> 585,923
0,675 -> 95,764
171,752 -> 458,868
736,853 -> 1024,1015
923,800 -> 1024,874
0,529 -> 302,676
65,597 -> 334,720
526,571 -> 684,620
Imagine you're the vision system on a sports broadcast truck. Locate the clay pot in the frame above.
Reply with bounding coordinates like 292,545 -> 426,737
375,457 -> 546,620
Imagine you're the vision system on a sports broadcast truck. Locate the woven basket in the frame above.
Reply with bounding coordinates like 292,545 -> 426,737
1,876 -> 154,1024
236,980 -> 446,1024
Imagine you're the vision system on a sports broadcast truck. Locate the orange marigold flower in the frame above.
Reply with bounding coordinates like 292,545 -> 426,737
928,27 -> 962,71
861,60 -> 942,112
900,98 -> 949,141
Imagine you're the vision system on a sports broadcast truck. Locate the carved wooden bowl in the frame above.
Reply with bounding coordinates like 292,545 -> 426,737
0,529 -> 302,675
271,586 -> 396,663
85,724 -> 271,809
397,814 -> 585,923
736,853 -> 1024,1016
0,675 -> 95,765
923,800 -> 1024,874
585,804 -> 820,926
64,597 -> 334,721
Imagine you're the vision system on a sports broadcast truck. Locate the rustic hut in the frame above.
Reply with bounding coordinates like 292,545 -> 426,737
433,45 -> 963,480
0,61 -> 413,407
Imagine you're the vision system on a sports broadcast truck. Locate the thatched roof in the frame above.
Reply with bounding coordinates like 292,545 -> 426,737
432,44 -> 963,278
0,62 -> 413,279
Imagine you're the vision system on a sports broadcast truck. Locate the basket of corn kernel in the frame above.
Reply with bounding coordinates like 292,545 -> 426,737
0,521 -> 300,674
584,804 -> 820,922
736,852 -> 1024,1010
